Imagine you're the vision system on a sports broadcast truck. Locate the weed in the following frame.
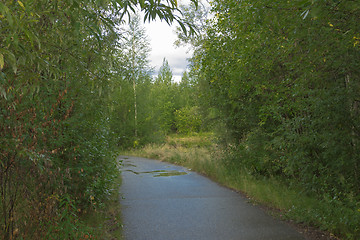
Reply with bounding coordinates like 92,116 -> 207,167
81,172 -> 123,240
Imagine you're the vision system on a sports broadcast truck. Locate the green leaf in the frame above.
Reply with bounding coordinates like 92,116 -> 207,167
0,3 -> 14,28
178,21 -> 187,35
0,3 -> 9,15
139,0 -> 145,8
0,85 -> 6,100
4,50 -> 17,73
23,28 -> 40,48
0,53 -> 4,70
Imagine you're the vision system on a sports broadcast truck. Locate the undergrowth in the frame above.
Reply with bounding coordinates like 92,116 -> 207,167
125,133 -> 360,240
80,162 -> 123,240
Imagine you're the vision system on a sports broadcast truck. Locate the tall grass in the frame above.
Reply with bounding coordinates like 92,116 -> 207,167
125,133 -> 360,239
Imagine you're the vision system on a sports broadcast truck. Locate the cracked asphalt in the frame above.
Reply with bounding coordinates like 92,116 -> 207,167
119,156 -> 304,240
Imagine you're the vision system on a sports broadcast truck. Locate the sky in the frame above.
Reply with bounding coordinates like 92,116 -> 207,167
143,8 -> 193,82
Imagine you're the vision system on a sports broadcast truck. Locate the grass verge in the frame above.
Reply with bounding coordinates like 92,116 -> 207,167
124,133 -> 359,240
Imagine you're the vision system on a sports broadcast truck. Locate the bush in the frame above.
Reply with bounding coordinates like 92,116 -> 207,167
175,106 -> 202,134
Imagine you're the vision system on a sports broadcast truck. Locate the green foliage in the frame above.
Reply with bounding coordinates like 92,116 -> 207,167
151,59 -> 177,134
109,13 -> 153,147
155,58 -> 173,85
110,55 -> 203,148
147,60 -> 203,136
46,194 -> 93,240
175,106 -> 202,134
180,0 -> 360,238
81,174 -> 123,240
0,0 -> 199,238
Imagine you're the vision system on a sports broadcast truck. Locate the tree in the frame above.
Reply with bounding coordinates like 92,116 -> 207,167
187,0 -> 360,237
151,59 -> 176,133
175,106 -> 202,134
175,0 -> 210,49
155,58 -> 173,85
116,13 -> 152,140
0,0 -> 199,238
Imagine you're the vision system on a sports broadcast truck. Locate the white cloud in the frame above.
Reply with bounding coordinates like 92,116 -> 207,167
144,18 -> 192,82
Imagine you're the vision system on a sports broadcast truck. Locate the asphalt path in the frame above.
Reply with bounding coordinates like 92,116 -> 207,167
119,156 -> 304,240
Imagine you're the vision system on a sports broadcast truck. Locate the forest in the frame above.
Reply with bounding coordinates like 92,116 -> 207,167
1,0 -> 359,239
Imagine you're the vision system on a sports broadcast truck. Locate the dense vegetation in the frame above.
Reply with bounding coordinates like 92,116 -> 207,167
2,0 -> 359,239
0,0 -> 196,238
177,0 -> 360,238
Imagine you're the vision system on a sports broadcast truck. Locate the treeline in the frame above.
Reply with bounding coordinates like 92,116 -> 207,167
180,0 -> 360,238
108,14 -> 202,148
0,0 -> 196,239
112,56 -> 202,148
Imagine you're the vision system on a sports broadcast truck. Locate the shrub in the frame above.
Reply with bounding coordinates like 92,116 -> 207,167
175,106 -> 202,134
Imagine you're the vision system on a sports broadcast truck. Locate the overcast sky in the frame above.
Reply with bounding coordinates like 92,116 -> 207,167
143,8 -> 193,82
140,0 -> 212,82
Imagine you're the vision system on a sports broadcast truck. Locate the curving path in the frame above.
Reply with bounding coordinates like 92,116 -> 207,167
119,156 -> 304,240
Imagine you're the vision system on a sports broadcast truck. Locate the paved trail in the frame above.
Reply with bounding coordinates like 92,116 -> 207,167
119,156 -> 304,240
